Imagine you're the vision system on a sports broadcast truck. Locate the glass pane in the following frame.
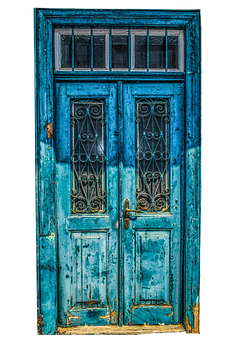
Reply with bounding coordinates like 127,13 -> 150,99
75,35 -> 91,68
61,35 -> 72,68
135,36 -> 147,68
168,36 -> 178,69
112,35 -> 128,68
136,98 -> 170,213
71,100 -> 106,214
93,35 -> 105,69
149,36 -> 165,69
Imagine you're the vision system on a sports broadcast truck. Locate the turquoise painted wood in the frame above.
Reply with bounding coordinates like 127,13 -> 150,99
35,8 -> 201,334
53,82 -> 184,327
55,83 -> 119,327
122,83 -> 184,325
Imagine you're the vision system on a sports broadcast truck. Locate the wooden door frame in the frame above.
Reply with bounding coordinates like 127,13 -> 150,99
35,8 -> 201,334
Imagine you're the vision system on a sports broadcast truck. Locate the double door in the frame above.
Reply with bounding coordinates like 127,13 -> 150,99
55,82 -> 184,326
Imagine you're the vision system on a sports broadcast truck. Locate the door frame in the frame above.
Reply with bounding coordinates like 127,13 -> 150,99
35,8 -> 201,334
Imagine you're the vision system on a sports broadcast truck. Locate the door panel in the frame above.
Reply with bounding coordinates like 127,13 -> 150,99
55,83 -> 119,326
135,231 -> 170,305
55,81 -> 184,327
122,83 -> 184,325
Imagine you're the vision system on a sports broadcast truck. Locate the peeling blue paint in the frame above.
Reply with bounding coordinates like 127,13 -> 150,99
35,8 -> 201,335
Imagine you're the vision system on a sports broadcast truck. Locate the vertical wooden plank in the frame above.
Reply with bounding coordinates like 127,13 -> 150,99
34,8 -> 41,323
40,236 -> 57,334
55,82 -> 73,326
118,81 -> 124,325
122,83 -> 136,325
167,83 -> 185,324
184,12 -> 201,333
36,9 -> 57,334
106,83 -> 119,324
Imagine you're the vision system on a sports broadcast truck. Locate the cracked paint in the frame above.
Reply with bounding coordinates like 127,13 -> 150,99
47,122 -> 52,139
185,300 -> 200,333
46,233 -> 55,241
67,311 -> 81,327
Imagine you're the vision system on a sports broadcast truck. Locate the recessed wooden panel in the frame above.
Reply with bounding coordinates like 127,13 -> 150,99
67,306 -> 110,326
73,232 -> 108,308
131,305 -> 173,325
135,231 -> 170,305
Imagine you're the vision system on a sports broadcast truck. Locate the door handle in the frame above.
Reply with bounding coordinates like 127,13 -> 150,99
124,198 -> 140,230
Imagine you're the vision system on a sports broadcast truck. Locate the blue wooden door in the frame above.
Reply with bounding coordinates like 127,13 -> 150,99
122,83 -> 184,325
55,81 -> 184,327
55,82 -> 119,326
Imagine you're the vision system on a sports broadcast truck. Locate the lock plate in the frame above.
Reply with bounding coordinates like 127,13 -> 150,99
124,199 -> 130,230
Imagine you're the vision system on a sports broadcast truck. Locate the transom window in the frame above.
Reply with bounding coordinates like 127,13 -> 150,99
55,29 -> 184,72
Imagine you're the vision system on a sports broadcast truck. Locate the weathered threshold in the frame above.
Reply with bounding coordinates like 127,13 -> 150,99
57,324 -> 185,335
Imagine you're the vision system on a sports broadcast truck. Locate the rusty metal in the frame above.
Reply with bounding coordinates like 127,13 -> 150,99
135,98 -> 170,213
124,198 -> 141,230
70,99 -> 106,214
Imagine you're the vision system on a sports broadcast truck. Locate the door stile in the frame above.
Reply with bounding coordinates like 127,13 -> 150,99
169,83 -> 185,323
117,80 -> 124,325
122,83 -> 136,325
121,83 -> 184,326
105,83 -> 119,324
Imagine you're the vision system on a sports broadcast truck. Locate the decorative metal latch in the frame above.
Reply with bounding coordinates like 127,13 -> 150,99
124,198 -> 140,230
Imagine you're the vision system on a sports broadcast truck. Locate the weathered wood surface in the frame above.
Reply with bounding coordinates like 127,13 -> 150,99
35,9 -> 201,335
184,12 -> 201,333
57,324 -> 185,335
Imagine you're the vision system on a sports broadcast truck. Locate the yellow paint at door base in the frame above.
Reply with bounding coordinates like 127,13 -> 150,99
57,324 -> 185,335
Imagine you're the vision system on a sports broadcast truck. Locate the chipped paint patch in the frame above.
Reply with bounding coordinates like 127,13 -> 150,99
67,311 -> 81,326
46,233 -> 55,241
166,309 -> 174,317
110,309 -> 117,324
131,303 -> 172,310
192,302 -> 199,333
47,122 -> 52,139
185,301 -> 200,333
99,314 -> 110,320
37,314 -> 44,335
185,315 -> 192,333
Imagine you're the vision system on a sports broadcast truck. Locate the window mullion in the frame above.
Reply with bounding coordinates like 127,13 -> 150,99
72,28 -> 74,71
147,28 -> 149,71
165,29 -> 168,72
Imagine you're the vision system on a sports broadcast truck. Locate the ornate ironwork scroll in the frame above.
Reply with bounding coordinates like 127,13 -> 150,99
136,98 -> 170,212
71,99 -> 106,213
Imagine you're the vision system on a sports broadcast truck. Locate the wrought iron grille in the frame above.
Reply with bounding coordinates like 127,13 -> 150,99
71,99 -> 106,214
136,98 -> 170,212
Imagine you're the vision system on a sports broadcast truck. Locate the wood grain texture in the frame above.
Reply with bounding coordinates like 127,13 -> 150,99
184,12 -> 201,333
122,83 -> 184,326
35,9 -> 201,335
57,324 -> 185,334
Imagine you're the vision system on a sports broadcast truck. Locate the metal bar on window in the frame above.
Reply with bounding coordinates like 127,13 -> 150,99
147,28 -> 149,71
109,28 -> 112,70
72,28 -> 74,71
165,29 -> 168,72
91,28 -> 93,71
128,28 -> 131,71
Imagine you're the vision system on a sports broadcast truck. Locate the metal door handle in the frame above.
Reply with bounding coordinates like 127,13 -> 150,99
124,198 -> 140,230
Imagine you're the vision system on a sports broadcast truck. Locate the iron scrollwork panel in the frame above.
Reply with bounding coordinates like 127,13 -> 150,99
71,99 -> 106,214
136,98 -> 170,212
